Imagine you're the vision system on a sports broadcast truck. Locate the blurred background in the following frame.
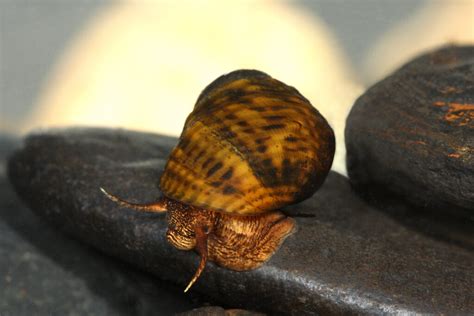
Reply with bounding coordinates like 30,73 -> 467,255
1,0 -> 473,175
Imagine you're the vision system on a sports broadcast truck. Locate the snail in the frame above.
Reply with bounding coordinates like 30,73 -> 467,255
101,69 -> 335,292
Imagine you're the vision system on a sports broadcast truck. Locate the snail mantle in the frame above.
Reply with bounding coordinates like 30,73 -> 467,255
8,128 -> 473,315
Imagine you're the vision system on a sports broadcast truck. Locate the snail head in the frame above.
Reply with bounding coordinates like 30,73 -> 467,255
99,187 -> 214,292
164,199 -> 216,292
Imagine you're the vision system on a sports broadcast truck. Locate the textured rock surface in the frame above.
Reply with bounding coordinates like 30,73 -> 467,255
0,135 -> 201,315
8,128 -> 474,315
346,45 -> 474,212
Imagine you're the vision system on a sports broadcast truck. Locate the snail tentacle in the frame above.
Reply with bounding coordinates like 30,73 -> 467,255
184,223 -> 211,292
100,187 -> 167,212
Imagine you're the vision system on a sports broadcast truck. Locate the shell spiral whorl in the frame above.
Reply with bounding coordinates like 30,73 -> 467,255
160,69 -> 335,215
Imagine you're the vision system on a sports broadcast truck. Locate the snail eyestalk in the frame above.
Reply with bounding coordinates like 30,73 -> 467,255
100,187 -> 167,213
184,223 -> 211,292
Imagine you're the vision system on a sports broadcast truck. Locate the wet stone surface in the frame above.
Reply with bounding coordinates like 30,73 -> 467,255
8,128 -> 474,315
346,45 -> 474,212
0,134 -> 201,315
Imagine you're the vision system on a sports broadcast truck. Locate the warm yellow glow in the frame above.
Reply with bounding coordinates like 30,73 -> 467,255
22,1 -> 362,175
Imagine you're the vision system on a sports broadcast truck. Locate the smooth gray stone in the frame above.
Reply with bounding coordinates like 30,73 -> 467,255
0,134 -> 200,316
8,128 -> 474,315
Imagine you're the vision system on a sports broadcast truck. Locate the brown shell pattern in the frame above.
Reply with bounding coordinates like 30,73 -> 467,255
159,70 -> 335,215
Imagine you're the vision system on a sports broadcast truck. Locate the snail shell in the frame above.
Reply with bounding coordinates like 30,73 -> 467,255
160,69 -> 335,215
101,69 -> 335,292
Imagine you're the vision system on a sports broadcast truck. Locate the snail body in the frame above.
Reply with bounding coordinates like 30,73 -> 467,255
101,69 -> 335,291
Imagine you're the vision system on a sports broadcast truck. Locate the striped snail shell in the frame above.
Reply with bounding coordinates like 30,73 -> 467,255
101,69 -> 335,292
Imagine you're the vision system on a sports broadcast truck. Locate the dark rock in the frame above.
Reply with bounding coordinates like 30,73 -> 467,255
346,45 -> 474,212
8,128 -> 474,315
0,134 -> 201,315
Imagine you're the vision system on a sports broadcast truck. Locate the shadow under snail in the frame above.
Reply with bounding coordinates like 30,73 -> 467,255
101,69 -> 335,292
